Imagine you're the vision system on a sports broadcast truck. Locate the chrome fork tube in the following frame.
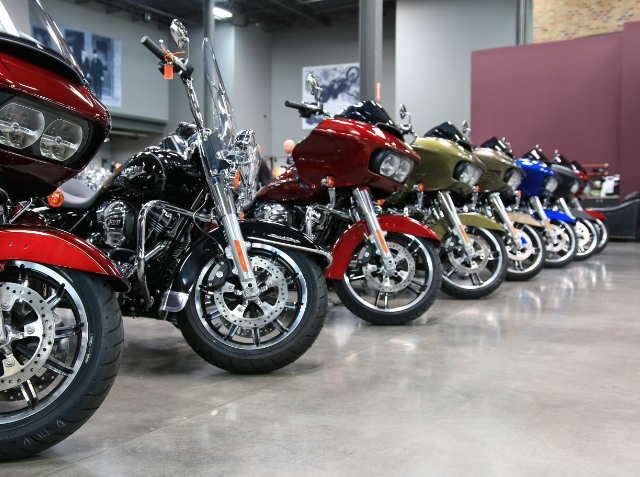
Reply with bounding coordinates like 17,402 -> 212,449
489,192 -> 521,244
571,197 -> 584,210
352,187 -> 396,272
557,197 -> 575,219
437,191 -> 475,257
210,181 -> 259,298
530,196 -> 554,237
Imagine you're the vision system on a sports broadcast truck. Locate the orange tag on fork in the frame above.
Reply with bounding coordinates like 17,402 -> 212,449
164,64 -> 173,79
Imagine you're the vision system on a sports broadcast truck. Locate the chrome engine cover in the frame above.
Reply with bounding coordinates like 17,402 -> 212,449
96,200 -> 137,247
253,202 -> 294,226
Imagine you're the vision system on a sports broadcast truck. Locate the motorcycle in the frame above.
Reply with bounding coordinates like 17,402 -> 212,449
0,0 -> 129,459
513,147 -> 578,268
248,77 -> 443,326
39,22 -> 331,374
472,137 -> 547,281
386,113 -> 509,299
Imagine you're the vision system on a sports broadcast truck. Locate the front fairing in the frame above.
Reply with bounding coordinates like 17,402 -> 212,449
516,158 -> 560,197
475,147 -> 523,194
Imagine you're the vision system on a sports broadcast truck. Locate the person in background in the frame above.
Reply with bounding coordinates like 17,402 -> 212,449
90,49 -> 105,98
284,139 -> 295,168
257,144 -> 274,187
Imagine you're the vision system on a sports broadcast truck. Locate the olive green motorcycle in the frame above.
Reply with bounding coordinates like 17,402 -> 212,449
468,137 -> 547,281
386,108 -> 508,299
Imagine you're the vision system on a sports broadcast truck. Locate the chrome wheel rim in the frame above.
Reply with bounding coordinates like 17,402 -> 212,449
508,225 -> 544,274
545,222 -> 575,263
195,244 -> 307,350
0,261 -> 88,425
344,233 -> 435,312
576,219 -> 597,257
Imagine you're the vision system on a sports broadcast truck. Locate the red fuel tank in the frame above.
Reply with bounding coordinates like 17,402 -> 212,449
258,167 -> 326,204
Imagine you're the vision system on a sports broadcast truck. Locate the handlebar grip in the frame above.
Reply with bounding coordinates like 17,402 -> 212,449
141,36 -> 165,61
284,100 -> 306,111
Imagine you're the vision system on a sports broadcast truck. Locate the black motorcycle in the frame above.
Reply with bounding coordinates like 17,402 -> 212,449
39,22 -> 331,374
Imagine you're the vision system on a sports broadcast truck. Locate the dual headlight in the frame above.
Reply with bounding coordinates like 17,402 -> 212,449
370,149 -> 415,183
542,175 -> 559,193
583,182 -> 592,196
568,179 -> 580,195
0,98 -> 89,163
453,161 -> 483,187
504,168 -> 523,190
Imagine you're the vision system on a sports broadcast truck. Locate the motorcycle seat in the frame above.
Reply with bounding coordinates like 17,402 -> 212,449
57,178 -> 102,209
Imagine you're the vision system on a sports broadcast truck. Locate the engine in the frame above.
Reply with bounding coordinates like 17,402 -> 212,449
253,202 -> 294,226
96,200 -> 137,247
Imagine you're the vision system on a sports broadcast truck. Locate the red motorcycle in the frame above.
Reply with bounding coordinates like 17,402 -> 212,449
0,0 -> 128,460
248,76 -> 442,325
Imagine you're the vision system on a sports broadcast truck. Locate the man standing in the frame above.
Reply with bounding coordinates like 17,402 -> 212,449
90,49 -> 105,99
283,139 -> 295,168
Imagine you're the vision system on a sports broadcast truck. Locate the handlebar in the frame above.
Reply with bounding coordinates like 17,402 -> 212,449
284,100 -> 326,119
141,36 -> 165,61
284,100 -> 306,111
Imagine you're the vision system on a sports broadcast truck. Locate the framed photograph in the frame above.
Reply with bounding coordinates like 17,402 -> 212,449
302,62 -> 359,130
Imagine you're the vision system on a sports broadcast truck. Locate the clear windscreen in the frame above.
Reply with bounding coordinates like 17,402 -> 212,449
203,37 -> 236,157
0,0 -> 84,78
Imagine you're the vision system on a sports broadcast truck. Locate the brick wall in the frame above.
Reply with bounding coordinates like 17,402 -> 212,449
534,0 -> 640,43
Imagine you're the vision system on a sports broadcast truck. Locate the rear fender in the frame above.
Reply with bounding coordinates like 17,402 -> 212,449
584,208 -> 607,221
325,215 -> 440,280
507,211 -> 543,227
430,212 -> 505,239
537,209 -> 576,224
0,225 -> 130,291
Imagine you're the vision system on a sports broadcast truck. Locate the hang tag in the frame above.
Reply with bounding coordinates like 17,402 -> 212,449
164,64 -> 173,79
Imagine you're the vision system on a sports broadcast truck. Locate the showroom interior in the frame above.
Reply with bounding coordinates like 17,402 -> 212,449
1,0 -> 640,474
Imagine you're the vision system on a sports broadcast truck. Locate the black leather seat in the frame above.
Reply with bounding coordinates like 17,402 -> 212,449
590,196 -> 640,240
58,178 -> 102,209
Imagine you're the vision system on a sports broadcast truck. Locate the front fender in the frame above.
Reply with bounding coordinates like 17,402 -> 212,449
570,208 -> 599,221
325,215 -> 440,280
0,225 -> 130,292
430,212 -> 505,239
584,208 -> 607,221
537,209 -> 576,224
507,211 -> 543,227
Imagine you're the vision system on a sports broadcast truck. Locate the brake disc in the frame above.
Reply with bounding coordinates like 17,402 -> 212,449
212,256 -> 287,329
0,283 -> 56,392
546,224 -> 569,253
575,221 -> 590,248
447,233 -> 490,274
361,242 -> 416,293
507,229 -> 533,261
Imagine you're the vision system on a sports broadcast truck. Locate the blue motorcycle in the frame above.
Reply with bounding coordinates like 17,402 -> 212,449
514,147 -> 578,268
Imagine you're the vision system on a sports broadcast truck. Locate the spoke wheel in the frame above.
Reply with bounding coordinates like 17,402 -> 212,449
179,244 -> 327,374
334,233 -> 441,325
544,220 -> 577,268
0,261 -> 123,461
440,227 -> 508,299
506,224 -> 547,281
574,218 -> 598,261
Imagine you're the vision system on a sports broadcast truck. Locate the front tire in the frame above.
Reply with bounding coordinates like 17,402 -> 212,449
334,233 -> 442,325
178,245 -> 327,374
594,218 -> 609,254
506,224 -> 547,281
544,220 -> 578,268
574,218 -> 599,261
0,261 -> 123,461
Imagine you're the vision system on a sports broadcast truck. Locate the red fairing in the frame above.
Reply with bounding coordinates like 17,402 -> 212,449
293,118 -> 420,194
258,167 -> 325,204
0,225 -> 130,292
574,170 -> 591,196
584,208 -> 607,221
324,215 -> 441,279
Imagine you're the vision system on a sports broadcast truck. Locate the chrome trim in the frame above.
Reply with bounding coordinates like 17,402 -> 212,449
8,198 -> 34,224
489,192 -> 520,244
247,237 -> 333,266
353,188 -> 395,272
437,191 -> 475,257
530,196 -> 553,235
159,290 -> 190,312
557,197 -> 575,219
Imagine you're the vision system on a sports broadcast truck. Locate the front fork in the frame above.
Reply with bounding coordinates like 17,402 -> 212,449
352,187 -> 396,272
488,192 -> 521,245
530,196 -> 555,240
437,191 -> 476,257
210,180 -> 259,298
557,197 -> 576,220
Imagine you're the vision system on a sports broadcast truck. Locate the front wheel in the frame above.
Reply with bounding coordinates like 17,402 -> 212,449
178,244 -> 327,374
506,224 -> 547,281
334,233 -> 442,325
594,218 -> 609,254
440,227 -> 508,299
0,261 -> 123,461
544,220 -> 577,268
574,218 -> 599,261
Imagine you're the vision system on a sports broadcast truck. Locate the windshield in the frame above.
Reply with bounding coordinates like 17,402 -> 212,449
335,101 -> 403,139
0,0 -> 83,77
203,37 -> 236,158
425,122 -> 473,151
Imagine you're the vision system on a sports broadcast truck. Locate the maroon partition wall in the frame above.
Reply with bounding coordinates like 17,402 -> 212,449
471,21 -> 640,199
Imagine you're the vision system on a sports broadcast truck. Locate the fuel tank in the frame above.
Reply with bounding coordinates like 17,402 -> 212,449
102,150 -> 202,206
475,147 -> 523,194
257,167 -> 326,204
291,117 -> 419,195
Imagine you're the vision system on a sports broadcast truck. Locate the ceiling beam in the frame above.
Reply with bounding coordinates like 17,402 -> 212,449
265,0 -> 330,27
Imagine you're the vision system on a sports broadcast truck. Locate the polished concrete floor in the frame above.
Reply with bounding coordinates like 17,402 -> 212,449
4,242 -> 640,476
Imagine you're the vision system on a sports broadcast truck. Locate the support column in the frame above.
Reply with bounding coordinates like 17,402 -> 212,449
516,0 -> 528,45
359,0 -> 383,102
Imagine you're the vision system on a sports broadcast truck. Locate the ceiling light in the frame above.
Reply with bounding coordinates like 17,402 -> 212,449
212,7 -> 233,19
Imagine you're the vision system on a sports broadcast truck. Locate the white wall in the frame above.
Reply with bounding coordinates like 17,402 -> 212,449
395,0 -> 519,137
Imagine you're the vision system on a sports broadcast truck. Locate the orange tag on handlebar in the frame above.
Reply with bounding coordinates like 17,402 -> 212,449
164,64 -> 173,79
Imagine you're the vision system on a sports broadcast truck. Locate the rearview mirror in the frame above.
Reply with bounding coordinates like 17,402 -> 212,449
462,120 -> 471,138
306,74 -> 322,101
170,20 -> 189,53
399,103 -> 407,119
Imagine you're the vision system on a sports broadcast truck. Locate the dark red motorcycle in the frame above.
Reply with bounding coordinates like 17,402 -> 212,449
248,76 -> 442,325
0,0 -> 128,460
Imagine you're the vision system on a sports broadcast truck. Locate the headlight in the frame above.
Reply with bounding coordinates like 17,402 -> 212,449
583,182 -> 592,196
0,102 -> 45,149
543,175 -> 559,193
370,149 -> 415,183
453,161 -> 483,187
0,96 -> 90,164
568,179 -> 580,195
504,168 -> 523,189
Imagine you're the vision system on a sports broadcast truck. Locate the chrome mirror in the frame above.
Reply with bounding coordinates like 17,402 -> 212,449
462,120 -> 471,138
399,103 -> 407,119
170,20 -> 189,57
306,74 -> 322,101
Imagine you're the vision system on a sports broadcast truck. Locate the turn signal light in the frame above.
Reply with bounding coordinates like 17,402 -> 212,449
326,176 -> 335,188
419,182 -> 425,192
234,169 -> 240,188
47,189 -> 64,207
377,199 -> 385,205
